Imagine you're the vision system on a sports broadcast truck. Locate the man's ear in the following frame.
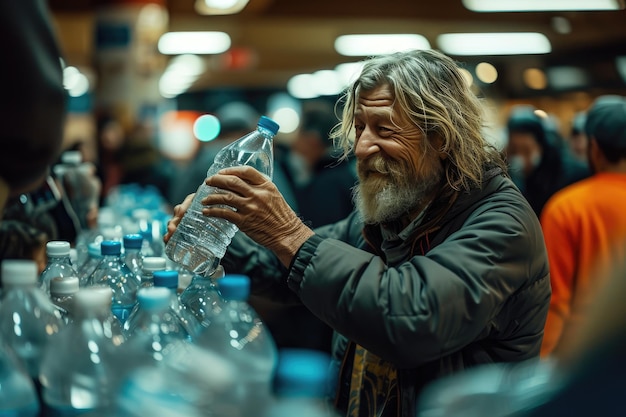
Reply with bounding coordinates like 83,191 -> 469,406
430,133 -> 448,160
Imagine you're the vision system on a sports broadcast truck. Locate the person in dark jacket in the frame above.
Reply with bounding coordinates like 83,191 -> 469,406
0,0 -> 66,216
165,49 -> 551,417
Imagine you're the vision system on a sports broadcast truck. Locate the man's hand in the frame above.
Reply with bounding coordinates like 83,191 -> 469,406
164,167 -> 314,268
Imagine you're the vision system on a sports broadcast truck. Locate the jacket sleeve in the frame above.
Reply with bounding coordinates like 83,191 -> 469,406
288,193 -> 549,368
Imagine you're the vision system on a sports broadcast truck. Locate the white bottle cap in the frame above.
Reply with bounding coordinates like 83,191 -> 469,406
47,241 -> 71,257
61,150 -> 82,165
50,276 -> 80,296
142,257 -> 167,273
74,287 -> 112,311
1,260 -> 38,286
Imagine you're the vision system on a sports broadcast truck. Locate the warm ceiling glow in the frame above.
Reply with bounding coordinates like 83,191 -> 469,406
195,0 -> 249,15
157,31 -> 231,55
437,33 -> 551,55
463,0 -> 623,12
475,62 -> 498,84
334,34 -> 430,56
523,68 -> 548,90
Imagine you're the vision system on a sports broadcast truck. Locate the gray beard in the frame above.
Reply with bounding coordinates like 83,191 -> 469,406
353,174 -> 440,225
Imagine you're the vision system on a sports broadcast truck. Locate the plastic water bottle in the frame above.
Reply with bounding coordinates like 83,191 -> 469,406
77,242 -> 103,286
123,287 -> 191,358
139,256 -> 167,288
122,233 -> 144,285
0,260 -> 64,380
268,348 -> 338,417
50,276 -> 80,324
195,274 -> 278,416
75,207 -> 123,267
88,240 -> 139,325
53,150 -> 100,231
178,265 -> 224,335
165,116 -> 279,277
0,339 -> 40,417
39,240 -> 78,294
39,287 -> 127,416
152,270 -> 197,339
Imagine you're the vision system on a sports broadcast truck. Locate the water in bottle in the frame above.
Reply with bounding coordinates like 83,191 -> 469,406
53,150 -> 101,232
123,287 -> 191,358
165,116 -> 279,277
122,233 -> 144,285
139,256 -> 167,288
152,270 -> 197,339
39,287 -> 127,416
50,276 -> 80,324
178,265 -> 224,335
0,339 -> 40,417
88,240 -> 139,325
195,274 -> 278,416
39,240 -> 78,294
0,260 -> 64,380
77,242 -> 103,286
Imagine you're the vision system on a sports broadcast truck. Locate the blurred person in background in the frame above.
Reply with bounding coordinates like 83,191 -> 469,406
95,112 -> 127,200
540,95 -> 626,358
567,111 -> 589,164
506,106 -> 588,217
0,0 -> 66,217
166,49 -> 551,417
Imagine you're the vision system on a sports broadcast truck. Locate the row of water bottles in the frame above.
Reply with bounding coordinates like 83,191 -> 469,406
0,253 -> 337,417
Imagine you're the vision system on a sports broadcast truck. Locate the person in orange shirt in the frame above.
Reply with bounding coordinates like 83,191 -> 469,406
540,95 -> 626,357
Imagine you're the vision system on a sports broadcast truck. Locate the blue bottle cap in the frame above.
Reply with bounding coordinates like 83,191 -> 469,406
123,234 -> 143,249
274,348 -> 332,398
217,274 -> 250,301
101,240 -> 122,256
137,287 -> 171,310
258,116 -> 280,135
153,270 -> 179,290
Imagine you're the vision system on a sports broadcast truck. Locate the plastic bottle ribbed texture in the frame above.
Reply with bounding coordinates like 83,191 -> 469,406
39,241 -> 78,294
178,265 -> 224,335
39,287 -> 126,416
195,274 -> 278,417
0,260 -> 64,380
88,240 -> 139,325
165,116 -> 279,277
50,276 -> 80,324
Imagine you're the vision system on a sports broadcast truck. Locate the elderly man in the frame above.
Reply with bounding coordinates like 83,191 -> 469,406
165,49 -> 550,417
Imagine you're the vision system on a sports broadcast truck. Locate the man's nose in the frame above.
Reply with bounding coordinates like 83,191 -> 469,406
354,128 -> 380,160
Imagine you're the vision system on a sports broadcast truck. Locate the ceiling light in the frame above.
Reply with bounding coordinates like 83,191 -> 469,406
195,0 -> 249,15
462,0 -> 623,12
335,34 -> 430,56
475,62 -> 498,84
523,68 -> 548,90
158,31 -> 231,55
437,33 -> 551,55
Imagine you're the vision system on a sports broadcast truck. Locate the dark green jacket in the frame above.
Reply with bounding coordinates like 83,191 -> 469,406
223,168 -> 551,417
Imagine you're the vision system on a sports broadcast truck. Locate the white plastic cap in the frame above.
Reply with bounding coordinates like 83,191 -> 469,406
132,208 -> 151,221
1,260 -> 38,286
74,287 -> 112,311
50,276 -> 80,296
46,241 -> 71,257
142,257 -> 167,273
61,150 -> 82,165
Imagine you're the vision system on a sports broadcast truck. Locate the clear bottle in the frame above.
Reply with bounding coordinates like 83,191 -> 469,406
53,150 -> 100,232
122,287 -> 191,359
165,116 -> 279,277
75,207 -> 123,267
122,233 -> 144,285
39,287 -> 127,416
178,265 -> 224,335
0,260 -> 64,380
39,240 -> 78,294
152,270 -> 197,340
0,339 -> 40,417
50,276 -> 80,324
78,242 -> 103,287
139,256 -> 167,288
195,274 -> 278,416
88,240 -> 139,325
